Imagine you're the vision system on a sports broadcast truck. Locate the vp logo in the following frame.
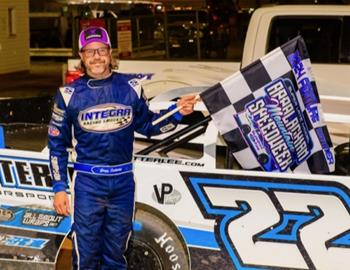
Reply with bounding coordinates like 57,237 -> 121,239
153,183 -> 181,205
184,172 -> 350,270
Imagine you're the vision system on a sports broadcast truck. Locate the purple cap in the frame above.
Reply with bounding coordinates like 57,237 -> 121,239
79,26 -> 111,50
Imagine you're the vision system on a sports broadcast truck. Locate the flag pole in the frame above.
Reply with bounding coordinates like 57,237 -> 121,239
152,95 -> 200,126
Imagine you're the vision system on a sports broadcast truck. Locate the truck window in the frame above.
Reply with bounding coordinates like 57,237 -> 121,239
340,16 -> 350,63
268,16 -> 345,63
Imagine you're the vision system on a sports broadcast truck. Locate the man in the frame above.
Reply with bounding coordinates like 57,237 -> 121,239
48,26 -> 196,270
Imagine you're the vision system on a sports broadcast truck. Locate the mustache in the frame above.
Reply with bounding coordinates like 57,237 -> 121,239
89,60 -> 106,64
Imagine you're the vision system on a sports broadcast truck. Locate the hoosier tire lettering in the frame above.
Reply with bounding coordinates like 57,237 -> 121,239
127,206 -> 190,270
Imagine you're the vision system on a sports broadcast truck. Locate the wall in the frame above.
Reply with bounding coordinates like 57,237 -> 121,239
0,0 -> 30,74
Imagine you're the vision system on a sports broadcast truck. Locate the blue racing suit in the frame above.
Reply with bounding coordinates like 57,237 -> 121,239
48,72 -> 182,270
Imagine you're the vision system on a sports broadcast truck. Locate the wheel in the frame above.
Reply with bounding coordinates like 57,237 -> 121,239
126,206 -> 190,270
126,238 -> 163,269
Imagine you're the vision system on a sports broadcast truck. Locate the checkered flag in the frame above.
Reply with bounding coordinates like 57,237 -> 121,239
200,36 -> 334,174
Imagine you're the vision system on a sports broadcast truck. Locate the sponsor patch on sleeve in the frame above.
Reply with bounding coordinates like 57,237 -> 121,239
128,76 -> 148,99
48,125 -> 60,137
51,112 -> 64,122
53,103 -> 66,116
160,123 -> 175,133
50,155 -> 61,180
62,86 -> 74,94
128,78 -> 142,98
59,86 -> 75,107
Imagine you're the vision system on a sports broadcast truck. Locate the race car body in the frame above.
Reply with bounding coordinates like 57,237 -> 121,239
0,93 -> 349,269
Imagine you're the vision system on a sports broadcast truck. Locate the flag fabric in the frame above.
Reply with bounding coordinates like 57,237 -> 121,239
200,36 -> 334,174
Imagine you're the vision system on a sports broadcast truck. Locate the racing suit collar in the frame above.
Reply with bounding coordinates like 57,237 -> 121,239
84,72 -> 114,88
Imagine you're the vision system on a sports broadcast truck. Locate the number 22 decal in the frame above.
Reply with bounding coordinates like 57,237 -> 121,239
183,172 -> 350,270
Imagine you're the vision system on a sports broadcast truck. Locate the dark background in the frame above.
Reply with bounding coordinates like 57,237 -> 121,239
29,0 -> 350,61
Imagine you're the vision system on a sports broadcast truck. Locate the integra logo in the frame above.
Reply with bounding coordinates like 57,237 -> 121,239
79,103 -> 133,133
184,172 -> 350,270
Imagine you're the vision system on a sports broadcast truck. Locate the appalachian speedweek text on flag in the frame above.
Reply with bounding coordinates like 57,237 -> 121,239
200,35 -> 334,174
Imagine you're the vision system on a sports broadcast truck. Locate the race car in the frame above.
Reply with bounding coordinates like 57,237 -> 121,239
0,86 -> 349,269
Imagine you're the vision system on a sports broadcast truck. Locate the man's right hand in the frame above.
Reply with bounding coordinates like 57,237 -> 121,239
53,191 -> 71,216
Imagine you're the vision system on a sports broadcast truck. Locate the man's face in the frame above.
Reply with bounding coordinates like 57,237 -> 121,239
79,41 -> 112,79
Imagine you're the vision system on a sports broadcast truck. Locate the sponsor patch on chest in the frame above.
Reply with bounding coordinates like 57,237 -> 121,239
78,103 -> 133,132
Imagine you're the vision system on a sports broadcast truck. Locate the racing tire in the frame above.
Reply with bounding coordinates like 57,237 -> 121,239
126,206 -> 190,270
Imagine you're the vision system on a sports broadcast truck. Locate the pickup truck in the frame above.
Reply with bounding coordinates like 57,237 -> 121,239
1,4 -> 350,270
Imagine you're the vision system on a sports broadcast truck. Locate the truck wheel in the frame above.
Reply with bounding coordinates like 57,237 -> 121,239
126,207 -> 190,270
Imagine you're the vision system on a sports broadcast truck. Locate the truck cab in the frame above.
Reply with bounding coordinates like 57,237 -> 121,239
242,5 -> 350,101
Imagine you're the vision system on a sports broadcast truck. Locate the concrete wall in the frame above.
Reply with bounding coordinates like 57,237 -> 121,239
0,0 -> 30,75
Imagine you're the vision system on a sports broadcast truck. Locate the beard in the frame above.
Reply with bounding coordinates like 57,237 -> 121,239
86,59 -> 111,78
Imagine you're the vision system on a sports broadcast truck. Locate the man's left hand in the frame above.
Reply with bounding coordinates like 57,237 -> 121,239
177,95 -> 198,116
